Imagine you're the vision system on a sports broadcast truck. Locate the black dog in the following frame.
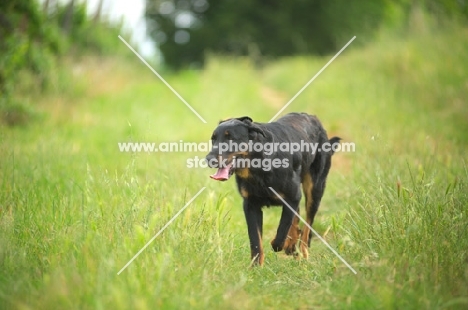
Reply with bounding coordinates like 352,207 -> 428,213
206,112 -> 340,265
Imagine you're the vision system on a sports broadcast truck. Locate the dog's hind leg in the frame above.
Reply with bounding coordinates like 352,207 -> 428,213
299,172 -> 314,259
300,153 -> 333,258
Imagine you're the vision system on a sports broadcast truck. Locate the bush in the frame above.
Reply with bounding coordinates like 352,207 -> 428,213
0,0 -> 126,126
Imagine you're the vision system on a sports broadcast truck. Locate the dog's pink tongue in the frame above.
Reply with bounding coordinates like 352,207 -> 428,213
210,166 -> 231,181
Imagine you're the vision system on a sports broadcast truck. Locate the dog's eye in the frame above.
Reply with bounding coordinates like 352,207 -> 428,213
224,131 -> 230,137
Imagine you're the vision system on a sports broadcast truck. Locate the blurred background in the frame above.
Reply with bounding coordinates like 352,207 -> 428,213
2,0 -> 468,124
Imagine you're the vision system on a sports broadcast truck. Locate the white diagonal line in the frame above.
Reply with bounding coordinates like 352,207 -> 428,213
268,187 -> 357,274
118,35 -> 207,124
268,36 -> 356,123
117,187 -> 206,275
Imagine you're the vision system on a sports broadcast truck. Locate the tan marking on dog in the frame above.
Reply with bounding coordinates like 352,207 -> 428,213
251,228 -> 264,266
236,168 -> 250,179
273,191 -> 286,201
257,228 -> 264,265
302,173 -> 313,208
227,152 -> 249,162
283,216 -> 300,255
229,151 -> 250,179
224,152 -> 250,179
300,173 -> 314,258
240,187 -> 249,198
300,226 -> 310,259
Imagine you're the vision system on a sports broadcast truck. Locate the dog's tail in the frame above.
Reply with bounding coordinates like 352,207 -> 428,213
328,136 -> 341,155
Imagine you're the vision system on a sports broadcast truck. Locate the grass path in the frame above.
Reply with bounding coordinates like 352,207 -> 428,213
1,29 -> 468,309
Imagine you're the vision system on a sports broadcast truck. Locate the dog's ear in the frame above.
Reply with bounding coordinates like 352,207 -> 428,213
248,125 -> 266,139
235,116 -> 253,123
218,116 -> 266,138
237,116 -> 266,138
219,116 -> 253,124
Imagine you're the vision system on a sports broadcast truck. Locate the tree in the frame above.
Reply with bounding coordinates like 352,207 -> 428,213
145,0 -> 388,69
145,0 -> 468,69
62,0 -> 76,34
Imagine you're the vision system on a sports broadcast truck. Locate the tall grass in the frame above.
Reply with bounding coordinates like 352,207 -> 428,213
1,28 -> 467,309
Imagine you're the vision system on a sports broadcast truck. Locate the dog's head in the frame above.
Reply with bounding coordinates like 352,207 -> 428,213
206,116 -> 265,181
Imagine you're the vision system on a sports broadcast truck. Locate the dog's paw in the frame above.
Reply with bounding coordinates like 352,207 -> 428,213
270,238 -> 284,252
283,226 -> 301,255
283,239 -> 297,256
283,235 -> 297,255
250,252 -> 264,267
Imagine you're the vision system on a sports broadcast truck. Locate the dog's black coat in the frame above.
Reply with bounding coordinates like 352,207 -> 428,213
206,112 -> 339,265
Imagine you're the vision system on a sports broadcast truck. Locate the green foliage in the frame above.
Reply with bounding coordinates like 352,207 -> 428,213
0,0 -> 58,125
146,0 -> 468,69
146,0 -> 387,68
0,0 -> 126,127
50,2 -> 127,55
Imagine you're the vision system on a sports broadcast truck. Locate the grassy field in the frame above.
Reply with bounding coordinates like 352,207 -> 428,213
1,28 -> 468,309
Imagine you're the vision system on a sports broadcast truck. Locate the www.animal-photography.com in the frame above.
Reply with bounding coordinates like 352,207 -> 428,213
1,1 -> 467,309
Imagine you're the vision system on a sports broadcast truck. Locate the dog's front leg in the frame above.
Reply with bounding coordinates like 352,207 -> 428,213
271,199 -> 300,252
243,200 -> 264,266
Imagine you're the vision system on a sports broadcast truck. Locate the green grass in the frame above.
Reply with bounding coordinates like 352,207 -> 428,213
1,28 -> 468,309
